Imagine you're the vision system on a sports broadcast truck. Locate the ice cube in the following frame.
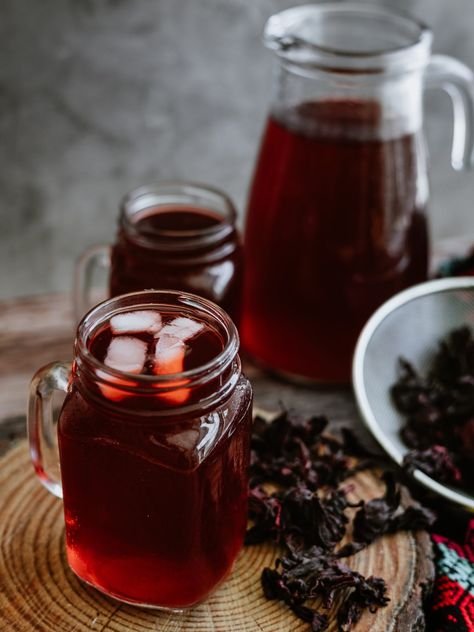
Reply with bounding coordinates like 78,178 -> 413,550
154,335 -> 185,374
110,310 -> 162,335
96,369 -> 136,402
104,336 -> 147,374
158,317 -> 203,341
154,335 -> 190,403
156,384 -> 190,405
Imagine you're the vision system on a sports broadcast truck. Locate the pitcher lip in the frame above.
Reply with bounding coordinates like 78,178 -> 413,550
75,290 -> 240,388
264,3 -> 432,74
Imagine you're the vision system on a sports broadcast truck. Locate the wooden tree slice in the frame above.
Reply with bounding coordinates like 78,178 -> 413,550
0,441 -> 433,632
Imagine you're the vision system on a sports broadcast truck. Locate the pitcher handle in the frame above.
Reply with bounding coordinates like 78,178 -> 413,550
425,54 -> 474,171
28,362 -> 71,498
74,244 -> 111,322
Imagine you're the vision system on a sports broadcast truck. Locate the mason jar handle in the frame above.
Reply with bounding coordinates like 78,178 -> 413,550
425,54 -> 474,171
74,244 -> 111,322
28,362 -> 71,498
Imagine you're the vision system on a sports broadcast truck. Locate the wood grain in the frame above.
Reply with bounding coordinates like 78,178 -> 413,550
0,294 -> 74,421
0,441 -> 433,632
0,291 -> 440,630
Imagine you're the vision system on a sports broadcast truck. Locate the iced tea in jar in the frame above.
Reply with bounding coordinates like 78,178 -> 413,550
28,290 -> 252,608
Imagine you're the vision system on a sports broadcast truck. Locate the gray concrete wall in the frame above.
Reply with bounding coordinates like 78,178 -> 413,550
1,0 -> 473,299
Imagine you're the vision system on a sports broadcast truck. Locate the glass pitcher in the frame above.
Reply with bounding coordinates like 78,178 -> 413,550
242,3 -> 474,383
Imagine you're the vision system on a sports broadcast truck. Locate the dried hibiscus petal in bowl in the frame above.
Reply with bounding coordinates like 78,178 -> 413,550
391,325 -> 474,493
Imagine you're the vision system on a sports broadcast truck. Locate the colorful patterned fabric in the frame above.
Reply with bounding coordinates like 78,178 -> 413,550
429,520 -> 474,631
429,247 -> 474,628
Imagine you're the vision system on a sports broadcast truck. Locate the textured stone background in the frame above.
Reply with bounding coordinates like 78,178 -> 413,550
1,0 -> 473,299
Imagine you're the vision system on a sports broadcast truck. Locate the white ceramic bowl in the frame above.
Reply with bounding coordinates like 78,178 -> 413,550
353,277 -> 474,511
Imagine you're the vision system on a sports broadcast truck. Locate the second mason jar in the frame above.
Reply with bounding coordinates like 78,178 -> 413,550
76,183 -> 243,323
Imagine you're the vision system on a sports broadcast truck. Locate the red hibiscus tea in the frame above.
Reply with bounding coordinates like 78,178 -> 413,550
29,291 -> 252,608
75,184 -> 243,324
109,184 -> 243,323
243,100 -> 429,382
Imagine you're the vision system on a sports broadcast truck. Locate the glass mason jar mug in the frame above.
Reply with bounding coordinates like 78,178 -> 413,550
75,182 -> 243,324
243,3 -> 474,383
28,290 -> 252,608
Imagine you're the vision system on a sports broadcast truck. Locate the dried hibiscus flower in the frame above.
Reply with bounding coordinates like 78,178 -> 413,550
246,410 -> 435,631
391,326 -> 474,492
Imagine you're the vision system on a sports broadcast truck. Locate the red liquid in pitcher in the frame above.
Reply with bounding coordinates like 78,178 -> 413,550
58,309 -> 251,606
243,100 -> 428,382
110,207 -> 242,322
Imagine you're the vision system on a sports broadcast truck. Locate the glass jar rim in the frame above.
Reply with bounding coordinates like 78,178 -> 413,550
75,290 -> 240,391
120,182 -> 237,250
264,3 -> 432,75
